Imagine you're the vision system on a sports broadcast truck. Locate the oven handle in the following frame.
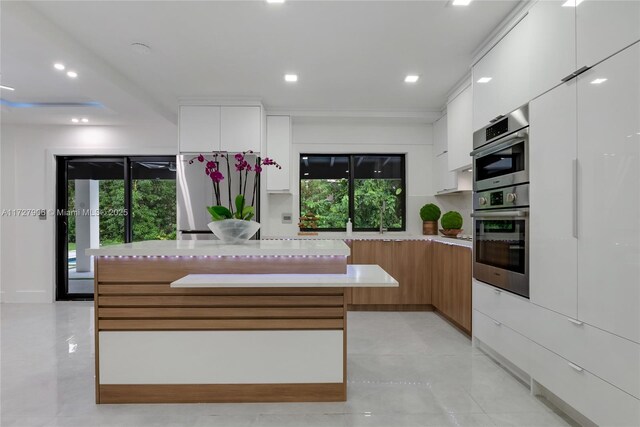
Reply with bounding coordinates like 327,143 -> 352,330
470,131 -> 527,158
471,210 -> 528,218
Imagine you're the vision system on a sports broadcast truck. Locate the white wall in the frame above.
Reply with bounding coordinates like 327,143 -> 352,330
0,123 -> 177,303
262,117 -> 471,236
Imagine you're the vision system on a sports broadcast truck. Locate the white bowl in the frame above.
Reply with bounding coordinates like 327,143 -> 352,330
207,219 -> 260,244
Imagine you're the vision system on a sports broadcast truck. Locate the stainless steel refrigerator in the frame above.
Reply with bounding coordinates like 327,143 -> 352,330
176,154 -> 259,240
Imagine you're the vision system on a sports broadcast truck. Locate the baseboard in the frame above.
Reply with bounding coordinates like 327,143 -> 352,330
348,304 -> 434,312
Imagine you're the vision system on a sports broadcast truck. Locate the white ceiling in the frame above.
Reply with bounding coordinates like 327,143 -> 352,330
1,0 -> 520,126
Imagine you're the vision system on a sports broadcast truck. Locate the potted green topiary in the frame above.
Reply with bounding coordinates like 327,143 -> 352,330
440,211 -> 463,237
419,203 -> 441,235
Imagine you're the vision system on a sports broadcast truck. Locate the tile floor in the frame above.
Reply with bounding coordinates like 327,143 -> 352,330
1,303 -> 577,427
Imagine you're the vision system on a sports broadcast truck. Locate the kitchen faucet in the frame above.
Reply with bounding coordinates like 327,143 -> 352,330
379,200 -> 388,234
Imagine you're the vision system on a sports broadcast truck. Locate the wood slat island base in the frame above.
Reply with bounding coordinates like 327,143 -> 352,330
88,240 -> 397,404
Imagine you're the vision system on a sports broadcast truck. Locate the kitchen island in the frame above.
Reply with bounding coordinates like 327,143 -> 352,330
86,240 -> 397,404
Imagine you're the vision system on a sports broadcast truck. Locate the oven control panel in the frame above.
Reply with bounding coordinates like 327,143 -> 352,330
474,184 -> 529,210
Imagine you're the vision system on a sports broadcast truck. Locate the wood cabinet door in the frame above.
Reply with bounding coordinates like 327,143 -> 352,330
394,240 -> 431,305
450,245 -> 472,332
350,240 -> 399,305
431,242 -> 450,311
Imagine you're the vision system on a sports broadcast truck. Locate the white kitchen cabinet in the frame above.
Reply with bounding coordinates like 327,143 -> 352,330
528,0 -> 576,100
576,42 -> 640,344
577,0 -> 640,69
433,114 -> 447,157
265,115 -> 291,192
446,85 -> 473,171
220,106 -> 261,153
472,14 -> 531,131
472,42 -> 501,132
433,153 -> 456,194
179,105 -> 221,153
529,81 -> 578,319
528,338 -> 640,427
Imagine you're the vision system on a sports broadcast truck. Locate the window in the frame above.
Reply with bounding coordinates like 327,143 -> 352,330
299,154 -> 405,231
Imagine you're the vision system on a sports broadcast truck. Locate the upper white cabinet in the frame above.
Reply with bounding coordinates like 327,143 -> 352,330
220,106 -> 261,153
447,85 -> 473,171
577,0 -> 640,69
265,115 -> 291,192
472,14 -> 531,131
179,106 -> 221,153
576,42 -> 640,343
529,81 -> 578,318
528,0 -> 576,100
432,115 -> 472,194
433,114 -> 447,156
179,104 -> 262,153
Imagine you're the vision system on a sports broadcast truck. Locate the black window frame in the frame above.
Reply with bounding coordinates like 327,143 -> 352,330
299,153 -> 406,232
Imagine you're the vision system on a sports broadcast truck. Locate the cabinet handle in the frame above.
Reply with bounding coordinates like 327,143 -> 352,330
561,65 -> 591,83
568,362 -> 584,373
567,317 -> 584,326
572,158 -> 578,238
489,115 -> 505,124
494,289 -> 502,295
493,320 -> 502,326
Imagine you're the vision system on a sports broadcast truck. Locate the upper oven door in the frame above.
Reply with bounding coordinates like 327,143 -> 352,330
473,130 -> 528,191
472,209 -> 529,298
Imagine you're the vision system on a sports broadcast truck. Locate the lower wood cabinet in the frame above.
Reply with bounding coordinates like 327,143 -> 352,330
346,239 -> 471,334
349,240 -> 431,307
432,242 -> 472,334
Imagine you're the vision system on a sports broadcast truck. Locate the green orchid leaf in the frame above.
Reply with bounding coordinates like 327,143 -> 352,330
235,195 -> 245,219
207,205 -> 232,221
242,206 -> 254,220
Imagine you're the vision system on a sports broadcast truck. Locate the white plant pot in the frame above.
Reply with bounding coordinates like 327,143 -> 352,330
207,219 -> 260,244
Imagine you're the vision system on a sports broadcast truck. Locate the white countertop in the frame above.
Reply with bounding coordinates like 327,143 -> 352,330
170,265 -> 398,288
85,239 -> 351,257
262,233 -> 473,249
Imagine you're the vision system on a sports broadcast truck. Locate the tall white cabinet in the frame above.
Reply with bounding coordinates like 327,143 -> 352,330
529,81 -> 578,319
446,85 -> 473,171
576,42 -> 640,344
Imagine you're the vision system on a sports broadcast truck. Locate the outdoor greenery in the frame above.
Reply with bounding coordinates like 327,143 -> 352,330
67,179 -> 176,247
300,178 -> 403,229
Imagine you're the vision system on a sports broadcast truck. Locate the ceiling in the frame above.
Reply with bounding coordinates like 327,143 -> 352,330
1,0 -> 520,126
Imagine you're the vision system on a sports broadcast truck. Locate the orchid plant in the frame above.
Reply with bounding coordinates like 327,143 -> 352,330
189,151 -> 281,222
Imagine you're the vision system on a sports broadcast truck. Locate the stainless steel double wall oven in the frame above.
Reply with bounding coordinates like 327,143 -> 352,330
471,105 -> 530,298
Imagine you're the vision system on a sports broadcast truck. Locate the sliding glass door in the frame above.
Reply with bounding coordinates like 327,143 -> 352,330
56,156 -> 176,300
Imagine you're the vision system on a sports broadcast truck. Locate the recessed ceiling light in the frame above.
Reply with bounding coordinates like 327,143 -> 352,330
477,77 -> 492,83
452,0 -> 472,5
81,118 -> 89,123
0,85 -> 15,91
54,63 -> 66,71
404,75 -> 419,83
562,0 -> 583,7
266,0 -> 286,3
66,71 -> 78,78
590,78 -> 607,84
71,118 -> 79,123
284,74 -> 298,82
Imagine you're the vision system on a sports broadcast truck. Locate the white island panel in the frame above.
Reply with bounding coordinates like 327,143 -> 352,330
100,330 -> 343,385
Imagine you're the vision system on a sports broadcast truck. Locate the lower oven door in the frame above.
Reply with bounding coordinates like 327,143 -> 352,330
472,209 -> 529,298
